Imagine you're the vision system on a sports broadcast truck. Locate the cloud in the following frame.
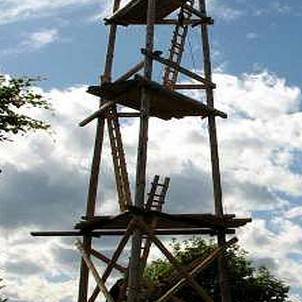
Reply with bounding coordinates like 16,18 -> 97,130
22,29 -> 59,49
1,70 -> 302,301
0,0 -> 101,25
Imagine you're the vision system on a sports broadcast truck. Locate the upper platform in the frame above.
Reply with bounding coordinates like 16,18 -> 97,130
87,75 -> 227,120
106,0 -> 185,25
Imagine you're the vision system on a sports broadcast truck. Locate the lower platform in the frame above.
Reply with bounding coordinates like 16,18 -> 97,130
87,75 -> 227,120
31,207 -> 251,237
75,206 -> 251,231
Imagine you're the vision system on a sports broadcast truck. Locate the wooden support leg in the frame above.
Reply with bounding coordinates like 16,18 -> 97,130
76,240 -> 115,302
88,220 -> 135,302
138,220 -> 214,302
78,116 -> 106,302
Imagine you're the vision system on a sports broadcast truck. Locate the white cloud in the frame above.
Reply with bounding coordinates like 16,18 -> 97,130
0,0 -> 100,25
1,70 -> 302,301
22,28 -> 59,49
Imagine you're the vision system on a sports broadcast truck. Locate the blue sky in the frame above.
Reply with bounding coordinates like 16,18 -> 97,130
1,0 -> 302,301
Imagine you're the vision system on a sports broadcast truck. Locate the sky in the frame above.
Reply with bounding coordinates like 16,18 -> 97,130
0,0 -> 302,301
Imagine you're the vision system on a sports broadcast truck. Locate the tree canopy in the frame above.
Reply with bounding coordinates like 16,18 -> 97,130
144,237 -> 292,302
0,75 -> 51,142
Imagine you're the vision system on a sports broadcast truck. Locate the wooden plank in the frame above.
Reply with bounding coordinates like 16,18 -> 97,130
31,228 -> 237,237
155,237 -> 238,302
106,0 -> 185,25
75,241 -> 115,302
138,220 -> 214,302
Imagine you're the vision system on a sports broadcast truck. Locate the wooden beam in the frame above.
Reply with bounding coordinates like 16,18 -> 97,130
138,220 -> 214,302
79,101 -> 115,127
88,220 -> 135,302
141,48 -> 216,88
128,1 -> 156,301
198,1 -> 232,302
115,60 -> 144,82
117,112 -> 140,118
90,249 -> 127,273
174,84 -> 206,90
155,237 -> 238,302
31,228 -> 236,237
75,240 -> 115,302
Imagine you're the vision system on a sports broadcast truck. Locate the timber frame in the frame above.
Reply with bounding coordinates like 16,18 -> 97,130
32,0 -> 251,301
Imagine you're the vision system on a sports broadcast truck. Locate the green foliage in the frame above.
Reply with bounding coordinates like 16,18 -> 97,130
0,75 -> 51,142
145,238 -> 292,302
0,278 -> 7,302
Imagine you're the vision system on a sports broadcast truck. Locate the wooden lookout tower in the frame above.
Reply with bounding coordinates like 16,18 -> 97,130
32,0 -> 251,301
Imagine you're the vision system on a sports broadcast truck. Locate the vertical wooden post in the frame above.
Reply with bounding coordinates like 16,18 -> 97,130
127,1 -> 156,301
77,1 -> 121,301
198,0 -> 232,302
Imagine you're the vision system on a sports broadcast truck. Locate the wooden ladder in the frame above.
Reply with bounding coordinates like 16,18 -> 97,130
140,175 -> 170,267
107,105 -> 132,212
163,0 -> 195,90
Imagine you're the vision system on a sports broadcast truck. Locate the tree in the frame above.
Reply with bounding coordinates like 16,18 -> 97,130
0,278 -> 7,302
144,237 -> 292,302
0,75 -> 51,142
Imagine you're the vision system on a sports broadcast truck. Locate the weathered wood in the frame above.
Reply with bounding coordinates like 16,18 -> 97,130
155,237 -> 238,302
115,60 -> 144,82
117,112 -> 140,118
75,241 -> 115,302
90,249 -> 127,273
76,210 -> 251,230
79,101 -> 115,127
107,105 -> 132,211
141,48 -> 216,88
138,220 -> 214,302
78,0 -> 121,300
183,3 -> 213,23
87,76 -> 227,120
128,1 -> 156,301
174,84 -> 206,90
89,220 -> 135,302
31,228 -> 236,237
106,0 -> 185,25
198,1 -> 231,302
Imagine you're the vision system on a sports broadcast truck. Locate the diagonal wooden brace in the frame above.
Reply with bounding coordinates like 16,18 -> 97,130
88,219 -> 136,302
79,100 -> 115,127
155,237 -> 238,302
137,219 -> 214,302
75,240 -> 115,302
90,249 -> 127,273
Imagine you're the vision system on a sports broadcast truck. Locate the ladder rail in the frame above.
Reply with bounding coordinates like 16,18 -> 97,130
107,105 -> 132,212
163,0 -> 195,90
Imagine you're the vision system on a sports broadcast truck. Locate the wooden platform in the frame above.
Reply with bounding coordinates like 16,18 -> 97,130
87,75 -> 227,120
75,206 -> 251,231
107,0 -> 185,25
